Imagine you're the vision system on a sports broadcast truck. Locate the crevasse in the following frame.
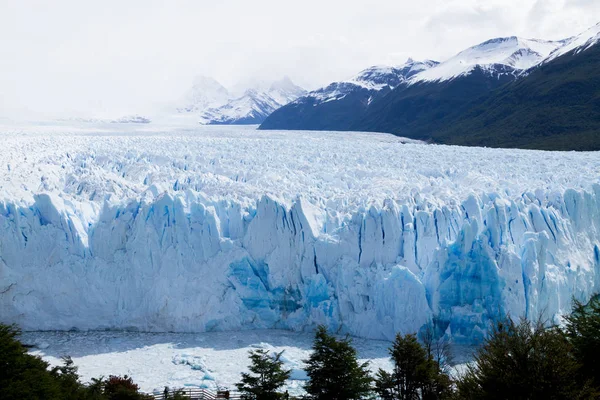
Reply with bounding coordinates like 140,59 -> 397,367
1,186 -> 599,344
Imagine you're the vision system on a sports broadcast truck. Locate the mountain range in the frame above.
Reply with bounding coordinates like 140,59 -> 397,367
177,76 -> 305,125
260,23 -> 600,151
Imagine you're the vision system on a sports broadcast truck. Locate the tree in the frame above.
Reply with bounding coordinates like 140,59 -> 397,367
49,356 -> 91,400
374,369 -> 396,400
419,326 -> 455,400
102,375 -> 152,400
391,333 -> 428,400
0,323 -> 64,400
236,348 -> 291,400
0,323 -> 152,400
86,377 -> 107,399
457,318 -> 591,399
565,295 -> 600,390
374,332 -> 453,400
304,325 -> 373,400
419,324 -> 452,376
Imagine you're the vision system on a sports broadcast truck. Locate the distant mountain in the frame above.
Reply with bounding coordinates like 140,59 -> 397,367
542,22 -> 600,63
110,115 -> 151,124
259,25 -> 600,150
424,24 -> 600,150
259,60 -> 438,131
177,76 -> 230,114
349,36 -> 565,139
176,76 -> 305,125
261,36 -> 563,133
56,115 -> 151,124
412,37 -> 564,83
200,77 -> 305,125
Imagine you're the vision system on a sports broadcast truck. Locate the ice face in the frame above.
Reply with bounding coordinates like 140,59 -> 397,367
0,123 -> 599,344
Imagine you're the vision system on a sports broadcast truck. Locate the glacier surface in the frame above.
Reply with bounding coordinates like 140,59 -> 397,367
1,122 -> 599,344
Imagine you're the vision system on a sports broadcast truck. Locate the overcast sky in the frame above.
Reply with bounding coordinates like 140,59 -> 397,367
1,0 -> 599,117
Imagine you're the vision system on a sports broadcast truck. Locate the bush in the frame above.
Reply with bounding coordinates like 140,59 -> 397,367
0,323 -> 152,400
457,318 -> 593,399
102,375 -> 152,400
0,323 -> 66,400
565,295 -> 600,389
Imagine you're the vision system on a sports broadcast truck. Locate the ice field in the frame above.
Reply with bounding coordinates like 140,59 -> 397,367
1,121 -> 600,345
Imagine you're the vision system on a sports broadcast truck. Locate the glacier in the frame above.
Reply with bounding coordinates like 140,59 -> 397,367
1,122 -> 599,344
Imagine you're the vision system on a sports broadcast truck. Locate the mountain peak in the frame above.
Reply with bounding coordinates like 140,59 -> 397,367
269,76 -> 303,93
177,76 -> 229,114
190,77 -> 305,125
191,75 -> 223,88
348,59 -> 438,90
412,36 -> 563,82
544,21 -> 600,63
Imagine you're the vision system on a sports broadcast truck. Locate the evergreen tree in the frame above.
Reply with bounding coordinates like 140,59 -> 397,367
49,356 -> 90,400
374,333 -> 453,400
457,318 -> 591,399
389,333 -> 428,400
0,323 -> 64,400
236,348 -> 291,400
0,323 -> 153,400
565,295 -> 600,390
374,369 -> 396,400
304,325 -> 373,400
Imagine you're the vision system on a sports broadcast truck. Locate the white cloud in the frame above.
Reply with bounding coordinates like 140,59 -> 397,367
0,0 -> 597,117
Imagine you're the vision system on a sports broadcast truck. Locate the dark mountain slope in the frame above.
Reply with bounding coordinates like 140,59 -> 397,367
426,44 -> 600,150
259,84 -> 392,131
351,65 -> 517,138
259,62 -> 437,131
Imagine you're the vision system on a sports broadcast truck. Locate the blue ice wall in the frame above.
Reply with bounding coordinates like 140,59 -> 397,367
1,188 -> 599,343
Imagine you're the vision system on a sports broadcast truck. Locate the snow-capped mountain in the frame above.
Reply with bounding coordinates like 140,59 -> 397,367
304,59 -> 438,104
263,76 -> 307,105
176,76 -> 230,114
259,59 -> 438,131
198,77 -> 305,125
261,22 -> 600,151
412,37 -> 565,83
544,22 -> 600,63
175,76 -> 305,125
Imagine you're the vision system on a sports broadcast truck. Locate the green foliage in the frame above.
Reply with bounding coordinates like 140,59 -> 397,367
49,356 -> 93,400
352,67 -> 514,145
419,325 -> 455,400
0,323 -> 65,400
390,333 -> 429,399
102,375 -> 152,400
236,348 -> 291,400
457,318 -> 593,399
374,332 -> 454,400
565,295 -> 600,389
303,325 -> 373,400
374,369 -> 396,400
0,323 -> 152,400
431,45 -> 600,151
